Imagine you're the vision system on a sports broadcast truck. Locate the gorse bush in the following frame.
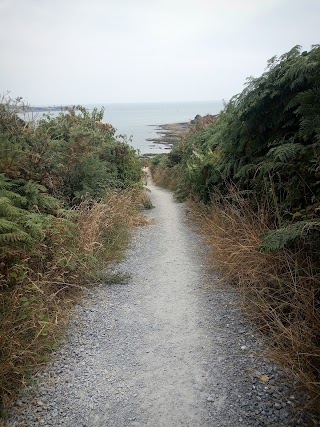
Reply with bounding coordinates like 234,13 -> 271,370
0,97 -> 143,415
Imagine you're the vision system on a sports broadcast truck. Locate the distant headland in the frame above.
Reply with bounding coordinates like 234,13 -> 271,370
22,105 -> 71,112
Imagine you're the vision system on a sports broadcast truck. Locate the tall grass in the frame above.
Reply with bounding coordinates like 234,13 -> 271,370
189,194 -> 320,411
0,189 -> 149,417
149,166 -> 179,192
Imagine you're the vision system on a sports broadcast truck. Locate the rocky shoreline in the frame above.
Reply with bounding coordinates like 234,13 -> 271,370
143,114 -> 218,156
146,122 -> 190,151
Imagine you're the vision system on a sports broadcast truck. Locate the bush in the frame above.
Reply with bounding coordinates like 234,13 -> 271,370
155,45 -> 320,248
0,97 -> 145,416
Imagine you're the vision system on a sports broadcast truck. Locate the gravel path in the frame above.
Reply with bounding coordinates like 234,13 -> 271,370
9,178 -> 312,426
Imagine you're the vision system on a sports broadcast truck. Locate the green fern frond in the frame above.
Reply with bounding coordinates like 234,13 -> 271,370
257,161 -> 284,174
0,174 -> 27,205
284,96 -> 301,112
0,173 -> 13,189
294,87 -> 320,104
0,188 -> 26,203
24,212 -> 55,240
0,196 -> 23,219
0,230 -> 32,245
14,179 -> 60,212
267,143 -> 306,162
0,218 -> 20,233
234,163 -> 259,179
260,220 -> 320,252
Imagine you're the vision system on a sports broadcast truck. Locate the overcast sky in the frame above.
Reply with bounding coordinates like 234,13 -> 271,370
0,0 -> 319,105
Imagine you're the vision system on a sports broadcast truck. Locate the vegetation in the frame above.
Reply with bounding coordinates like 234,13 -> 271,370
0,97 -> 145,416
151,45 -> 320,413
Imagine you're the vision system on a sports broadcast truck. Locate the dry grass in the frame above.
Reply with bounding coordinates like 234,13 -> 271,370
189,196 -> 320,412
75,189 -> 151,259
149,166 -> 179,192
0,188 -> 150,418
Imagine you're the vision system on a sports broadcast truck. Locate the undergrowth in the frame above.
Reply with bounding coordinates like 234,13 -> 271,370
0,189 -> 149,419
189,196 -> 320,412
0,96 -> 147,418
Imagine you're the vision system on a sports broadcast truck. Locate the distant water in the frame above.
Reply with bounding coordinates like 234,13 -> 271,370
23,101 -> 223,154
86,101 -> 223,154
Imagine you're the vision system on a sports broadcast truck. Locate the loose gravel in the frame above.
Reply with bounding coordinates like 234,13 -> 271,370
8,180 -> 316,426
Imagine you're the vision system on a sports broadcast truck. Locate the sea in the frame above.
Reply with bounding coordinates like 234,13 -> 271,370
94,101 -> 223,154
25,101 -> 224,155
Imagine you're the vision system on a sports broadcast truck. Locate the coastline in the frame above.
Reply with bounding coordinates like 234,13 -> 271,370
143,113 -> 218,156
143,122 -> 190,155
18,102 -> 223,155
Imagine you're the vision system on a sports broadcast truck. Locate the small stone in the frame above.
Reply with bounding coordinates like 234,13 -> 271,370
240,345 -> 247,350
279,408 -> 289,420
207,396 -> 215,402
274,402 -> 282,409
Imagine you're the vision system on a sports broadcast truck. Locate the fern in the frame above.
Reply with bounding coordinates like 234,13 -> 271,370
261,220 -> 320,252
0,230 -> 32,245
0,175 -> 57,247
14,179 -> 59,213
0,196 -> 23,219
0,174 -> 25,204
267,143 -> 307,162
234,163 -> 259,179
159,44 -> 320,244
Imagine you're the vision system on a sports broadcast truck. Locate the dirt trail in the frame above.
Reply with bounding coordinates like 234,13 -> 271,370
9,175 -> 305,426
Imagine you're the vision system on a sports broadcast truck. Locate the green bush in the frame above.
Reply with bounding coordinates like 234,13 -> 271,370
160,45 -> 320,249
0,103 -> 142,204
0,98 -> 144,413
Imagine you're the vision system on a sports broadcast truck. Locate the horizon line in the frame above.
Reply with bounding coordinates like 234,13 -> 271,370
29,99 -> 225,107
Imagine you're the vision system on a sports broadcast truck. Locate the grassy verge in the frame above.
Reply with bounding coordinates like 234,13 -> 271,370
0,188 -> 150,419
191,195 -> 319,413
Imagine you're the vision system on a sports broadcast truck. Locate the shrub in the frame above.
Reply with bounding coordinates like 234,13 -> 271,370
0,96 -> 145,416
